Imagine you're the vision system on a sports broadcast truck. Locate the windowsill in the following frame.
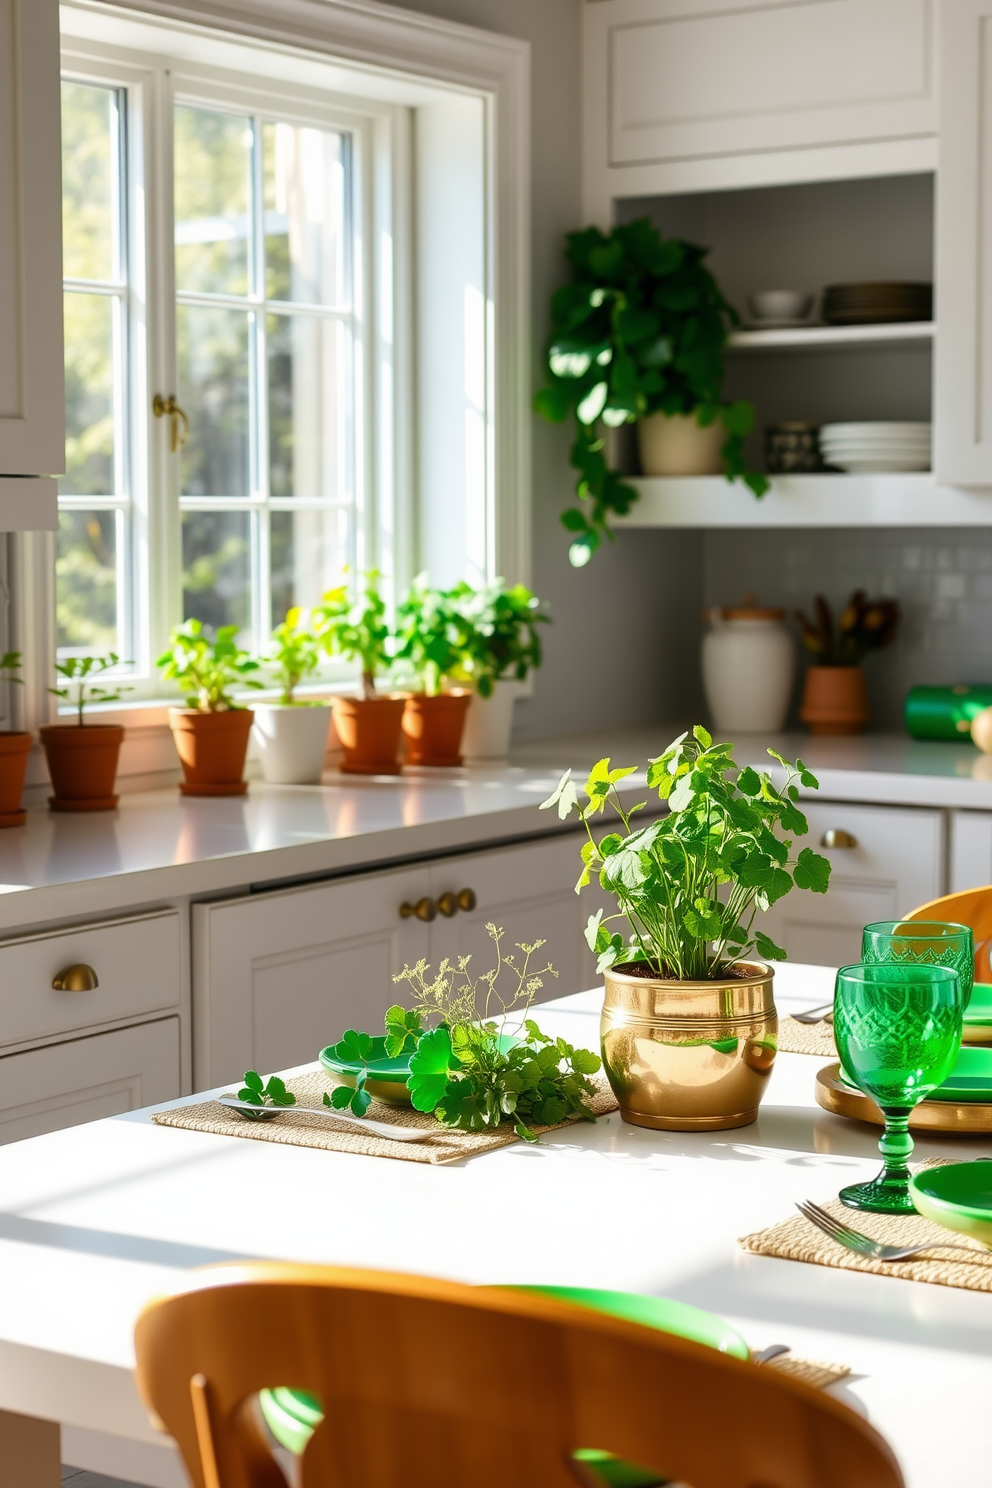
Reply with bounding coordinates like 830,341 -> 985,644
54,681 -> 365,730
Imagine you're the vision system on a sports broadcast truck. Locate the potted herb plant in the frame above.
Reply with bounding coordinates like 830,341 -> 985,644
534,218 -> 768,567
252,608 -> 332,785
0,651 -> 30,826
542,727 -> 831,1130
394,577 -> 472,766
795,591 -> 900,736
40,654 -> 132,811
157,620 -> 263,795
451,580 -> 550,761
315,571 -> 405,775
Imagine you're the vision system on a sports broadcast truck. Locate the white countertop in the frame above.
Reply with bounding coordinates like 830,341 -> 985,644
3,965 -> 989,1488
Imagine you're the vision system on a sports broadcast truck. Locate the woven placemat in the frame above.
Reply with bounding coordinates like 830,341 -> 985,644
764,1355 -> 849,1390
778,1016 -> 836,1057
152,1069 -> 619,1165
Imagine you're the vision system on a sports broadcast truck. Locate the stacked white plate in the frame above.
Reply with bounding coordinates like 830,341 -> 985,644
819,422 -> 931,473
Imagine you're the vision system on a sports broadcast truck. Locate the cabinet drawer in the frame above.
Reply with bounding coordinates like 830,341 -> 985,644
0,910 -> 181,1051
0,1017 -> 180,1145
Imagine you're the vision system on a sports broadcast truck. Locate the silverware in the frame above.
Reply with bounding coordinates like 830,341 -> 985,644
751,1343 -> 791,1364
796,1199 -> 986,1261
216,1095 -> 431,1143
790,1002 -> 834,1025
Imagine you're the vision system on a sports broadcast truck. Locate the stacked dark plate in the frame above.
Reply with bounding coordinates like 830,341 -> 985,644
822,281 -> 932,325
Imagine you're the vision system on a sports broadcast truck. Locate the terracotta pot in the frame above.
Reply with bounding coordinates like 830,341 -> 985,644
40,724 -> 125,811
800,665 -> 869,736
402,690 -> 471,766
0,731 -> 32,826
637,411 -> 725,476
168,708 -> 254,796
331,695 -> 406,775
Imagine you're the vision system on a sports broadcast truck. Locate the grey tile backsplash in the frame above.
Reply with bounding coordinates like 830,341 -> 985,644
704,527 -> 992,731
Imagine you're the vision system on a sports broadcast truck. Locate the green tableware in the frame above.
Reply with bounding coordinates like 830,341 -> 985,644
838,1043 -> 992,1103
862,919 -> 974,1010
965,983 -> 992,1042
909,1161 -> 992,1247
834,961 -> 963,1214
319,1032 -> 521,1107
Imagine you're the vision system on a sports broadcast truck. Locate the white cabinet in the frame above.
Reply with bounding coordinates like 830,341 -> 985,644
0,0 -> 62,526
757,801 -> 944,968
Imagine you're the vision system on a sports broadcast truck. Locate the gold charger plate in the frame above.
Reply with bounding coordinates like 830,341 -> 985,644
815,1062 -> 992,1135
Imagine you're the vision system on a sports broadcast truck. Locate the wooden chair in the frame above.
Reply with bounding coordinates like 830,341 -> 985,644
133,1262 -> 903,1488
905,884 -> 992,980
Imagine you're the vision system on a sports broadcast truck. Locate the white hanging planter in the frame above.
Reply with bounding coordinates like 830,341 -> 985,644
461,681 -> 519,762
252,704 -> 333,784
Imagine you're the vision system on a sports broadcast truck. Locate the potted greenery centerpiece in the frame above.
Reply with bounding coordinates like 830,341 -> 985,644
316,571 -> 405,775
252,608 -> 332,785
795,591 -> 900,736
394,577 -> 472,766
534,219 -> 768,567
542,727 -> 831,1130
451,580 -> 550,761
0,651 -> 30,826
40,654 -> 132,811
158,620 -> 263,795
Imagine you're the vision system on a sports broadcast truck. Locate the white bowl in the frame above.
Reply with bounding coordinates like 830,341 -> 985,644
821,421 -> 931,438
825,456 -> 931,473
747,289 -> 815,322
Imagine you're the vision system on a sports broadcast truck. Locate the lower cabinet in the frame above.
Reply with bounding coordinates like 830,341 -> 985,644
0,1018 -> 180,1145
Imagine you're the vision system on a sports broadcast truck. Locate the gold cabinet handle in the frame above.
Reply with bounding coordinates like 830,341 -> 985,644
457,888 -> 477,912
52,963 -> 99,992
820,829 -> 858,850
400,897 -> 437,923
153,393 -> 190,452
436,892 -> 458,918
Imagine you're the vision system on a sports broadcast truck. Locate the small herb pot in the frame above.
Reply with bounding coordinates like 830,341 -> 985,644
40,724 -> 125,812
461,681 -> 518,762
800,665 -> 869,736
168,708 -> 254,796
331,695 -> 406,775
252,703 -> 332,785
637,411 -> 724,477
0,731 -> 33,825
402,690 -> 471,766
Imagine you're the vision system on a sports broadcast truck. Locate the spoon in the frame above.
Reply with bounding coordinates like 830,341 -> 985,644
216,1095 -> 432,1143
751,1343 -> 791,1364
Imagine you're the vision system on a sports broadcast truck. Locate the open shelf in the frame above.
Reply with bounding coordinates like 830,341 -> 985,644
727,321 -> 934,352
616,474 -> 992,528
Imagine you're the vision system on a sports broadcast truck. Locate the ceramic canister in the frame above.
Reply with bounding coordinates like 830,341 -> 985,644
702,598 -> 795,733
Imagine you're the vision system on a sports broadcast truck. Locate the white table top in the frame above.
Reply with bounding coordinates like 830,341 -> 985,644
0,963 -> 989,1488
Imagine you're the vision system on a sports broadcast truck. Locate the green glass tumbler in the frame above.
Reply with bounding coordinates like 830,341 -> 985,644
834,962 -> 963,1214
861,920 -> 974,1010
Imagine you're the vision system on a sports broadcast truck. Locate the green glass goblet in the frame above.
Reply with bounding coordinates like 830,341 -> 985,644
862,919 -> 974,1010
834,962 -> 963,1214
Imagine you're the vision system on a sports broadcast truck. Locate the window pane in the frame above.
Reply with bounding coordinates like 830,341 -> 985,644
56,510 -> 118,653
174,105 -> 252,296
61,292 -> 115,497
263,122 -> 346,305
270,507 -> 349,627
61,81 -> 117,283
178,305 -> 251,497
267,314 -> 350,501
182,510 -> 252,634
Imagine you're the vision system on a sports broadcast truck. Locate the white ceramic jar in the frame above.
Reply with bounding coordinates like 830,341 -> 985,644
702,600 -> 794,733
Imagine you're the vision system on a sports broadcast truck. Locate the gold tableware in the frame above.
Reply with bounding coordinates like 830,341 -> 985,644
601,960 -> 777,1131
815,1062 -> 992,1135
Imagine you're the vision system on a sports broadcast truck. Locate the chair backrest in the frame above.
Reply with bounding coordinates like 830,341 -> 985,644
905,884 -> 992,980
134,1262 -> 904,1488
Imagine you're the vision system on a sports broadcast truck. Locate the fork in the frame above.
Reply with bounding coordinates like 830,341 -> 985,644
796,1199 -> 987,1261
790,1002 -> 834,1025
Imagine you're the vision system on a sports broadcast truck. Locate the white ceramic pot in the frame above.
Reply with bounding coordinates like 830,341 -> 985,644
702,602 -> 795,733
461,682 -> 517,762
252,703 -> 333,784
637,411 -> 725,477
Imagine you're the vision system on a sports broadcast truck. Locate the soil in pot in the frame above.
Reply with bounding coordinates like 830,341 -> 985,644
0,732 -> 33,825
253,704 -> 332,785
800,665 -> 869,736
40,724 -> 125,811
402,690 -> 471,766
169,709 -> 254,795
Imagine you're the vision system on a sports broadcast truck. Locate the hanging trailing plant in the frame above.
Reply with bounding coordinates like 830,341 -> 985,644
535,219 -> 769,566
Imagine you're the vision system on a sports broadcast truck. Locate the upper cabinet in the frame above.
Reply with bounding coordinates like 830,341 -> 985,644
0,0 -> 62,529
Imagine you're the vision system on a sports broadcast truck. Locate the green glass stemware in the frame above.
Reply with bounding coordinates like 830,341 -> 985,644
861,920 -> 974,1010
834,962 -> 963,1214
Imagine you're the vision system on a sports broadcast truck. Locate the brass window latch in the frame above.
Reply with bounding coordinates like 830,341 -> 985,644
153,394 -> 190,452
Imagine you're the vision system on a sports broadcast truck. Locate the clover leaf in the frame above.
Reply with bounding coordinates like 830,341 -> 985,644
384,1005 -> 422,1058
408,1026 -> 457,1112
236,1070 -> 298,1119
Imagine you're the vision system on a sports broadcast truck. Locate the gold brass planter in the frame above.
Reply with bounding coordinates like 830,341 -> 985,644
601,961 -> 777,1131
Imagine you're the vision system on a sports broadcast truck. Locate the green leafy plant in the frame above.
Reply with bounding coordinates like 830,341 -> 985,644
156,619 -> 263,711
236,1069 -> 297,1121
267,606 -> 322,703
448,581 -> 550,698
795,591 -> 900,667
0,652 -> 21,686
50,654 -> 133,724
393,576 -> 470,696
323,1030 -> 376,1118
535,219 -> 769,567
541,726 -> 831,980
315,570 -> 392,700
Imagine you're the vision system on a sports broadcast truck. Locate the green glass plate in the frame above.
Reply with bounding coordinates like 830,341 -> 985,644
965,983 -> 992,1027
910,1160 -> 992,1246
840,1045 -> 992,1104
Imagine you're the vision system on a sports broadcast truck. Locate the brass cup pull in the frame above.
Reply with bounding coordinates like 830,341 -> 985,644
457,888 -> 477,912
52,963 -> 99,992
436,892 -> 458,918
153,393 -> 190,452
400,897 -> 437,923
820,829 -> 858,850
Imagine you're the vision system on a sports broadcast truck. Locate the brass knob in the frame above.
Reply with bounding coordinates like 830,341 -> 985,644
400,897 -> 437,923
820,829 -> 858,850
457,888 -> 477,912
52,963 -> 99,992
436,892 -> 458,918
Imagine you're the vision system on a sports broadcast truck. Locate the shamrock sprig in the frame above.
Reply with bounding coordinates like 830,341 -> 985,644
236,1070 -> 297,1121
